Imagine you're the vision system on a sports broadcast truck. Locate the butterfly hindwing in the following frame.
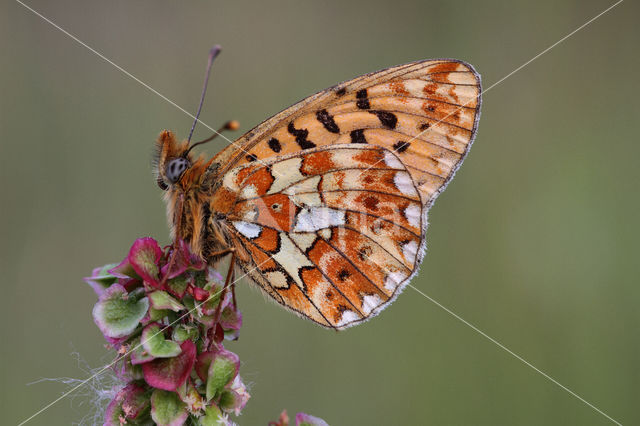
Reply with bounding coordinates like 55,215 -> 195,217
220,145 -> 422,329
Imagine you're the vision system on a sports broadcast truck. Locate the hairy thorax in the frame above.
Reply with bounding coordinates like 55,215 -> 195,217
166,166 -> 237,265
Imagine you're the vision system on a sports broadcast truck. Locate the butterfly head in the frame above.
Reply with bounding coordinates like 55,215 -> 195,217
154,130 -> 203,191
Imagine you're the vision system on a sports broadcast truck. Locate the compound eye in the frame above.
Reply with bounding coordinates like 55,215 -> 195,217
165,157 -> 190,184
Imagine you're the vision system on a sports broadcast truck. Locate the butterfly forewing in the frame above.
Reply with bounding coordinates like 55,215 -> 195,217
193,59 -> 480,329
214,59 -> 481,207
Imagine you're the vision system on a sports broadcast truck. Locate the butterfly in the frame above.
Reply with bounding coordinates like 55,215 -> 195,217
154,47 -> 481,330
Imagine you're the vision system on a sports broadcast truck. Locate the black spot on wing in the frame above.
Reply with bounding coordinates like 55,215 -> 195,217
393,141 -> 410,153
338,269 -> 351,281
268,138 -> 282,153
335,87 -> 347,96
316,109 -> 340,134
288,121 -> 316,150
369,110 -> 398,129
350,129 -> 367,144
246,154 -> 258,162
356,89 -> 370,110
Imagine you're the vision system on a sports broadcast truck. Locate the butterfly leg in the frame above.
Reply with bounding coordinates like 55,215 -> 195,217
231,271 -> 237,310
159,195 -> 186,288
208,249 -> 236,347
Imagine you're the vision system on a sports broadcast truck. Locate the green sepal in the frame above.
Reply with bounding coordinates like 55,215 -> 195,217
93,285 -> 149,338
130,336 -> 155,364
142,323 -> 182,358
183,296 -> 215,326
150,389 -> 188,426
166,275 -> 190,298
205,352 -> 238,401
197,403 -> 224,426
172,324 -> 199,343
149,290 -> 184,312
148,306 -> 171,322
218,389 -> 237,413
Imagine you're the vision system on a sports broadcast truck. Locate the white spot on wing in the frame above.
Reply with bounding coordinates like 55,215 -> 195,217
402,240 -> 418,264
393,172 -> 418,197
384,270 -> 407,292
403,204 -> 421,228
384,151 -> 404,169
293,207 -> 345,232
337,310 -> 360,327
362,294 -> 382,315
232,221 -> 262,239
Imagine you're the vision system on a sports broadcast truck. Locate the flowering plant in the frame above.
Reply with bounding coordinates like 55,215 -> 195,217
86,237 -> 326,425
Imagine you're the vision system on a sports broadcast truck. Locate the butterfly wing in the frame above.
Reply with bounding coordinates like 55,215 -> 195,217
214,59 -> 481,207
210,59 -> 481,328
223,145 -> 423,328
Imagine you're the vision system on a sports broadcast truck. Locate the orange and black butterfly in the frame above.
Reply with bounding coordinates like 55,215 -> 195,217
154,46 -> 481,330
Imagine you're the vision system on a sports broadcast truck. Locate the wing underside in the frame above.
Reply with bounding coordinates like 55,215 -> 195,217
210,59 -> 481,328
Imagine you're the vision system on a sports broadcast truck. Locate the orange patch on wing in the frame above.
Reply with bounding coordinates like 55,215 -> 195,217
242,239 -> 277,270
422,82 -> 438,96
344,204 -> 420,235
210,186 -> 238,215
277,284 -> 330,327
389,79 -> 410,96
448,86 -> 460,103
355,192 -> 408,215
307,238 -> 385,303
301,150 -> 335,175
368,170 -> 396,192
428,62 -> 460,79
300,267 -> 325,289
421,82 -> 462,106
235,165 -> 259,186
327,228 -> 393,294
352,149 -> 384,166
242,167 -> 275,197
421,101 -> 463,126
245,193 -> 296,232
300,267 -> 353,324
251,227 -> 280,253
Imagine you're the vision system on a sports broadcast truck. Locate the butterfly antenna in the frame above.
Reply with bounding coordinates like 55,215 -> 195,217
187,45 -> 222,144
185,119 -> 239,156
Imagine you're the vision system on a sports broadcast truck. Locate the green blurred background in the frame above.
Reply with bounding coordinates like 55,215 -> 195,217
1,0 -> 638,424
